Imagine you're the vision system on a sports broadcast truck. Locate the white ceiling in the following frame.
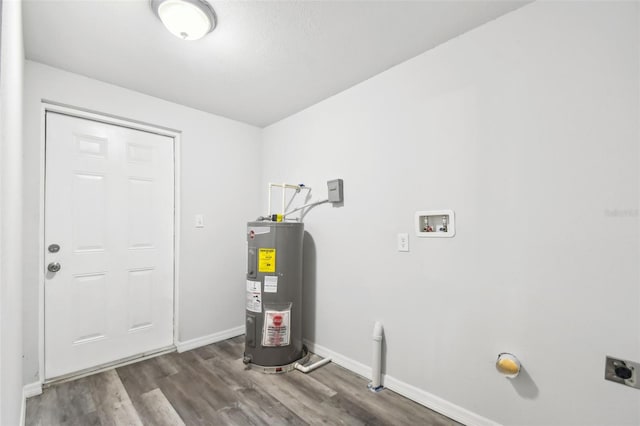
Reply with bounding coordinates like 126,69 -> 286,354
23,0 -> 530,127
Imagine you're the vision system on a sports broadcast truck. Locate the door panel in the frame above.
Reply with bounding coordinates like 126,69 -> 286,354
44,112 -> 174,380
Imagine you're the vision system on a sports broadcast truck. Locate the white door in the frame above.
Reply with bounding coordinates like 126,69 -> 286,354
44,112 -> 175,380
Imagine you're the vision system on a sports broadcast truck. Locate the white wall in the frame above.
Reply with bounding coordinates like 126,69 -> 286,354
22,61 -> 262,383
262,2 -> 640,425
0,0 -> 24,424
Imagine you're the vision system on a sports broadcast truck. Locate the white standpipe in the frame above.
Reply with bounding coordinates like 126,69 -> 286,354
369,321 -> 384,392
294,357 -> 332,373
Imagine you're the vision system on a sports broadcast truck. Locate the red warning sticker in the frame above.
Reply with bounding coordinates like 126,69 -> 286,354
262,309 -> 290,347
272,314 -> 283,327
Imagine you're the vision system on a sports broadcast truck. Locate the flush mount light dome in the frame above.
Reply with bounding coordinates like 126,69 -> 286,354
150,0 -> 217,41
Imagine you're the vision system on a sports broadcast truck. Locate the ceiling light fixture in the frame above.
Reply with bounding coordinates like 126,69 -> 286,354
150,0 -> 217,41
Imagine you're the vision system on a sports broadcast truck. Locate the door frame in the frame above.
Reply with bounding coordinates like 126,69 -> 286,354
38,101 -> 182,384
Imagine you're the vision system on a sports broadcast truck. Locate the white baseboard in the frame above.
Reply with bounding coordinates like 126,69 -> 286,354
304,339 -> 372,378
304,339 -> 500,426
21,381 -> 43,425
23,381 -> 43,398
382,375 -> 500,426
176,325 -> 245,353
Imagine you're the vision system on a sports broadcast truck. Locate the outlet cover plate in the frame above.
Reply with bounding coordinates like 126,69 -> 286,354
397,233 -> 409,252
605,356 -> 640,389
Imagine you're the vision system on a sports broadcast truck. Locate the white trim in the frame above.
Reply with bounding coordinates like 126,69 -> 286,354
176,326 -> 245,353
173,132 -> 181,346
38,103 -> 46,385
23,382 -> 42,399
383,376 -> 500,426
20,382 -> 42,426
38,102 -> 182,382
20,393 -> 25,426
304,339 -> 500,426
45,346 -> 175,386
40,100 -> 181,136
303,339 -> 371,378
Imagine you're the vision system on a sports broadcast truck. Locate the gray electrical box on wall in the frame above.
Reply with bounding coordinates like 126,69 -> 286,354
327,179 -> 344,203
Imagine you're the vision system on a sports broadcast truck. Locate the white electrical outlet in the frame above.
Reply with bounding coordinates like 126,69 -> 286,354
195,214 -> 204,228
397,233 -> 409,252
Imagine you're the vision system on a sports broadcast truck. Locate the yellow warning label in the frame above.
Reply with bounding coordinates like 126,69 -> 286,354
258,248 -> 276,273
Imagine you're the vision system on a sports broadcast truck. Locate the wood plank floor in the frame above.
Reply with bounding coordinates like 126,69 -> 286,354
26,336 -> 463,426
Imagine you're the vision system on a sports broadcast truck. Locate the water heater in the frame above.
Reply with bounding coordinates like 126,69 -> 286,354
244,221 -> 305,372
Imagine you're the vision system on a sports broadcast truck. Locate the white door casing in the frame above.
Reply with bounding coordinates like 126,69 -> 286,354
44,112 -> 175,380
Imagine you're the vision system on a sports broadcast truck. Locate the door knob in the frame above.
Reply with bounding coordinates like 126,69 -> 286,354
47,262 -> 61,273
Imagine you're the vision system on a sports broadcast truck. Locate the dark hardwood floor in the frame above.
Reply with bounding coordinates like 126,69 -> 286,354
26,336 -> 462,425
